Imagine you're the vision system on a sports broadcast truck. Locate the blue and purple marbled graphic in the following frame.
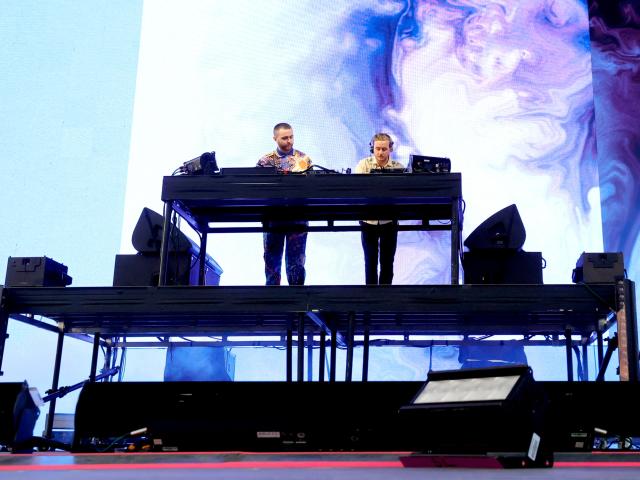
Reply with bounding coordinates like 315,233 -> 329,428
325,0 -> 603,284
589,0 -> 640,282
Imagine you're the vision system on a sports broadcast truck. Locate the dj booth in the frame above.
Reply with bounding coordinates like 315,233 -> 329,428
158,172 -> 464,284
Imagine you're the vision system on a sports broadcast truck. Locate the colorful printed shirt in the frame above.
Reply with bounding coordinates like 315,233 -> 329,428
257,148 -> 312,173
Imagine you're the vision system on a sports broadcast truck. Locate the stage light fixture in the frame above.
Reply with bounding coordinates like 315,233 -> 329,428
400,365 -> 553,469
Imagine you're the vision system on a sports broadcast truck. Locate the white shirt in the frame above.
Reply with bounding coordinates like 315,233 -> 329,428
354,156 -> 405,225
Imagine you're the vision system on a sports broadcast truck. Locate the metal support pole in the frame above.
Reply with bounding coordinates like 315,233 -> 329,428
297,313 -> 304,382
581,339 -> 589,381
362,319 -> 370,382
286,320 -> 293,382
44,330 -> 65,439
330,327 -> 337,382
307,332 -> 313,381
89,332 -> 101,383
565,328 -> 573,382
318,331 -> 326,382
345,312 -> 355,382
597,330 -> 604,368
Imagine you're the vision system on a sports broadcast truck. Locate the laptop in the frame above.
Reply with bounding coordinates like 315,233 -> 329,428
410,155 -> 451,173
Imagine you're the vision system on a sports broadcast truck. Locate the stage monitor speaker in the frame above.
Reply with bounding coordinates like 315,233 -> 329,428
462,250 -> 543,284
464,204 -> 526,251
572,252 -> 625,284
132,207 -> 193,254
113,253 -> 221,286
0,382 -> 40,453
5,256 -> 72,287
73,381 -> 423,453
399,365 -> 552,468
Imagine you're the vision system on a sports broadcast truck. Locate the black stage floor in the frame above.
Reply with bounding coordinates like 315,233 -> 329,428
1,452 -> 640,479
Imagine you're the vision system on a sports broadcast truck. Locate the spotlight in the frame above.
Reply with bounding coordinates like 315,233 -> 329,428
400,365 -> 553,468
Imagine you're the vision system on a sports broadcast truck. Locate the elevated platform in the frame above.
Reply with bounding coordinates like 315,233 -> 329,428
0,283 -> 621,334
1,282 -> 637,383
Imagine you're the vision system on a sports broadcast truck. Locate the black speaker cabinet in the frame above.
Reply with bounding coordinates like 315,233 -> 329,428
0,382 -> 40,452
73,381 -> 640,454
73,381 -> 423,452
463,250 -> 543,284
5,256 -> 72,287
572,252 -> 624,283
0,383 -> 23,447
113,253 -> 221,286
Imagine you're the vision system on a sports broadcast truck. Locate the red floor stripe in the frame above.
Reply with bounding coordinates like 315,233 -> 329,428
0,461 -> 403,472
555,461 -> 640,468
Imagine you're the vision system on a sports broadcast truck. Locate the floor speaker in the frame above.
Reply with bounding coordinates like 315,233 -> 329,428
113,253 -> 221,286
0,383 -> 23,448
462,250 -> 543,284
0,382 -> 40,452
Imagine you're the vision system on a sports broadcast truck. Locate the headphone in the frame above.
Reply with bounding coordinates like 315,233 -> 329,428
369,133 -> 394,154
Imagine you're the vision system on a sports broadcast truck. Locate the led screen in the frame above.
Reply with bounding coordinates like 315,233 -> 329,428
122,0 -> 603,286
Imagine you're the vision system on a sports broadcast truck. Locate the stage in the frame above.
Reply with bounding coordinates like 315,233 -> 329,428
2,451 -> 640,479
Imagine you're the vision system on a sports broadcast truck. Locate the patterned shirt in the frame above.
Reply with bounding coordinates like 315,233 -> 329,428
257,148 -> 312,173
355,156 -> 405,225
